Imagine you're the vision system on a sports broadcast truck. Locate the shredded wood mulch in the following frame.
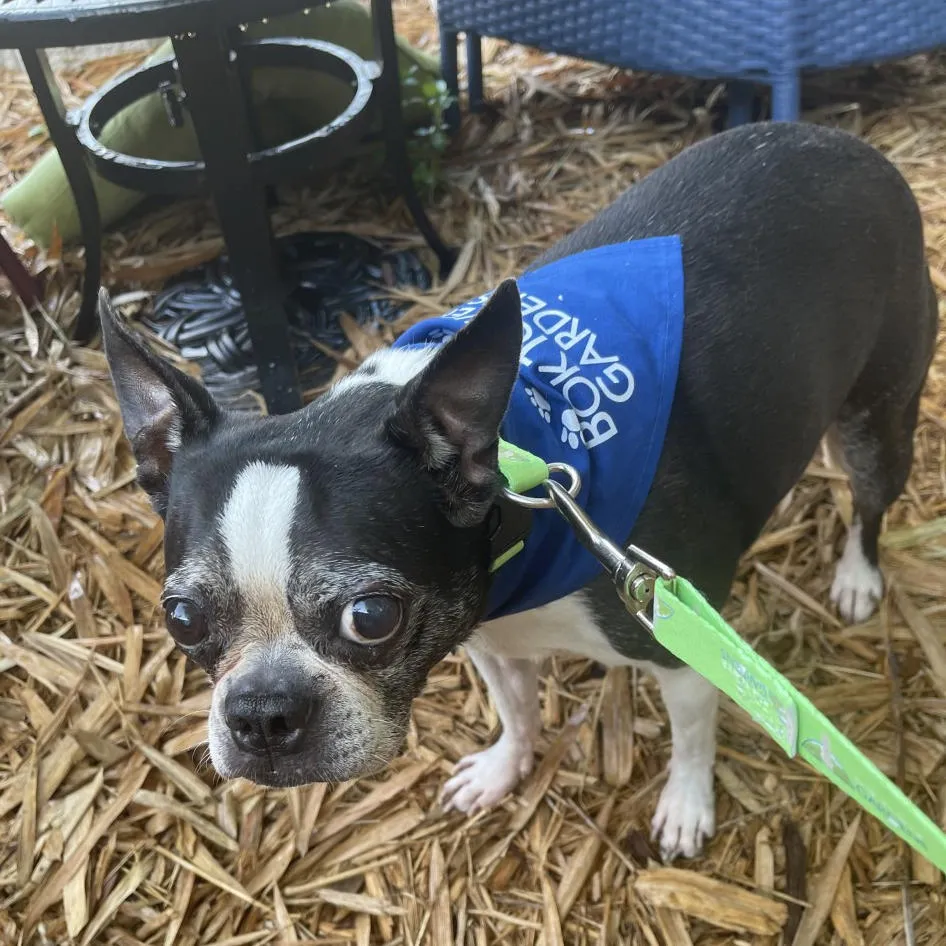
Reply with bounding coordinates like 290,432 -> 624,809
2,4 -> 946,943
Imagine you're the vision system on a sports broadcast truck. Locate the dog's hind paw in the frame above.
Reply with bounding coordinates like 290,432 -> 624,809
651,769 -> 716,862
441,739 -> 534,814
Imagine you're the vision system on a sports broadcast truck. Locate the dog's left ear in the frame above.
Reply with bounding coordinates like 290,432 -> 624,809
389,278 -> 522,527
99,289 -> 220,514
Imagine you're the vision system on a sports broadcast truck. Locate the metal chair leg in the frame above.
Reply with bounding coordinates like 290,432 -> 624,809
372,0 -> 456,277
465,32 -> 484,112
726,80 -> 755,128
20,48 -> 101,342
172,31 -> 302,415
771,73 -> 801,121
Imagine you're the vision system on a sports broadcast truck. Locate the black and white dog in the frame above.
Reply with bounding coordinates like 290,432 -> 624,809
101,122 -> 937,861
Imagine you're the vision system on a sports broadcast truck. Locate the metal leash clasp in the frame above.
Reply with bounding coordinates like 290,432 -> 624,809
503,464 -> 676,633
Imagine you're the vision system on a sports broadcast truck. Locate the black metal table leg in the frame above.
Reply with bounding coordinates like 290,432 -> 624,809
439,27 -> 461,134
232,27 -> 279,214
0,232 -> 41,309
172,30 -> 302,415
19,47 -> 102,343
371,0 -> 456,278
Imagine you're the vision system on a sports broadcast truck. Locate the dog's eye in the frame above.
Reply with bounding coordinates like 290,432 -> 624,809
164,597 -> 209,647
341,595 -> 403,645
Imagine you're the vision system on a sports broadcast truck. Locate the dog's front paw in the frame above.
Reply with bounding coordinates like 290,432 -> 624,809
830,553 -> 883,624
651,768 -> 715,862
441,739 -> 534,813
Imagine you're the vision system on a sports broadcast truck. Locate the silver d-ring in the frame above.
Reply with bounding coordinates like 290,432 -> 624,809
502,462 -> 583,509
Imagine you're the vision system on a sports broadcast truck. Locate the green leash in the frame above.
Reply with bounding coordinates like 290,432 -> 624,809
654,577 -> 946,870
496,440 -> 946,872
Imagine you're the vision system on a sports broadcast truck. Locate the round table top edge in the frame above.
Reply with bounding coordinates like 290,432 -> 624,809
0,0 -> 323,49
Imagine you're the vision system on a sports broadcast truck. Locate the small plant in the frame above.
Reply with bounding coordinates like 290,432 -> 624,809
402,65 -> 454,196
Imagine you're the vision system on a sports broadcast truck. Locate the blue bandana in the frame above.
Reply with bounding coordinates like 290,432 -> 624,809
394,237 -> 685,618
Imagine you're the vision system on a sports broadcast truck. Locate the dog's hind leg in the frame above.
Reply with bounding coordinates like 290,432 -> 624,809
829,271 -> 937,625
828,389 -> 921,623
829,281 -> 935,623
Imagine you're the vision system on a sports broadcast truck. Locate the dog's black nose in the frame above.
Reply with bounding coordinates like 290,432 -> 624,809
224,680 -> 313,756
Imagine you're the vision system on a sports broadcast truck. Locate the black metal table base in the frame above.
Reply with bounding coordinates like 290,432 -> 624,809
19,48 -> 103,343
170,30 -> 302,413
8,0 -> 455,415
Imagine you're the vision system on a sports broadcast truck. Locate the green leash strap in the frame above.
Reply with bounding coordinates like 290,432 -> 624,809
495,445 -> 946,871
653,576 -> 946,873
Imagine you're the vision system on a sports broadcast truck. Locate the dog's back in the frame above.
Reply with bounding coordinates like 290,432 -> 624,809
568,122 -> 936,630
535,122 -> 933,424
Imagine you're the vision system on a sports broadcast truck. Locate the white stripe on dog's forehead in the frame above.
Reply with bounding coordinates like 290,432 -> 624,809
219,461 -> 300,594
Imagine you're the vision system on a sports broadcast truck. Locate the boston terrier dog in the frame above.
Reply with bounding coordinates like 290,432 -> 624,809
101,122 -> 937,861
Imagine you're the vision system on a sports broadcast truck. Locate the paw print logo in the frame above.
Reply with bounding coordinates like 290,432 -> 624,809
560,409 -> 582,449
525,386 -> 551,423
425,327 -> 453,343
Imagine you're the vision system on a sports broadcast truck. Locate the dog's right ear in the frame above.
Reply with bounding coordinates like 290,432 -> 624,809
388,279 -> 522,527
99,289 -> 219,515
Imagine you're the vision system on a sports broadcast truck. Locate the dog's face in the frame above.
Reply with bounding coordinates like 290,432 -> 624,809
99,283 -> 523,787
